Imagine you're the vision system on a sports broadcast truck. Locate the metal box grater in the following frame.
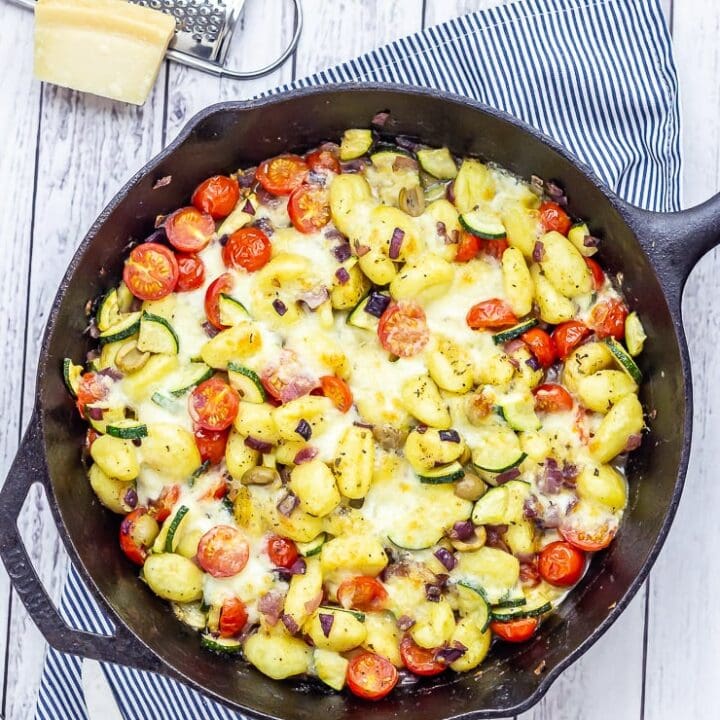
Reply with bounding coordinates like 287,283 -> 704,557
10,0 -> 302,79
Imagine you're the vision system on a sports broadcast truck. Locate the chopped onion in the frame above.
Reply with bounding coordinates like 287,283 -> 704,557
242,199 -> 255,215
624,433 -> 642,452
256,185 -> 283,208
244,436 -> 274,453
218,234 -> 229,246
562,462 -> 579,487
86,406 -> 104,421
434,548 -> 457,571
389,228 -> 405,259
98,367 -> 123,381
523,495 -> 540,520
538,458 -> 564,494
258,591 -> 284,625
396,615 -> 415,631
277,492 -> 299,517
307,170 -> 327,187
546,181 -> 568,206
281,613 -> 299,635
439,429 -> 460,443
252,217 -> 274,236
584,235 -> 600,248
416,425 -> 428,435
504,338 -> 526,354
295,419 -> 312,441
237,167 -> 257,188
485,525 -> 510,553
272,299 -> 288,316
435,643 -> 467,665
123,488 -> 138,509
319,613 -> 334,638
304,592 -> 323,614
526,356 -> 541,371
395,135 -> 420,152
495,467 -> 521,485
288,558 -> 306,575
353,421 -> 374,429
425,583 -> 443,602
533,240 -> 545,262
325,228 -> 346,242
363,292 -> 391,318
436,221 -> 448,241
449,521 -> 475,541
372,111 -> 390,127
354,242 -> 371,257
331,242 -> 352,262
153,175 -> 172,189
294,446 -> 318,465
335,267 -> 350,285
202,321 -> 220,338
446,181 -> 455,203
341,158 -> 370,174
299,285 -> 329,310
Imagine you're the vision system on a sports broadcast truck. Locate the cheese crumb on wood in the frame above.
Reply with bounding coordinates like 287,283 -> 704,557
34,0 -> 176,106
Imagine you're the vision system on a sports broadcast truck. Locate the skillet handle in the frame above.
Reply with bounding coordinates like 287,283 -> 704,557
626,191 -> 720,302
0,413 -> 161,673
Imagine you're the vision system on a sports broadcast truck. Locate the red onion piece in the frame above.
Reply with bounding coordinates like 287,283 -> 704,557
448,521 -> 475,541
281,613 -> 299,635
433,548 -> 457,571
546,181 -> 568,206
256,185 -> 283,208
584,235 -> 600,247
98,367 -> 123,381
533,240 -> 545,262
439,429 -> 460,443
434,643 -> 467,665
363,292 -> 391,318
425,583 -> 443,602
416,425 -> 428,435
538,458 -> 564,494
288,558 -> 306,575
202,321 -> 220,338
335,267 -> 350,285
295,419 -> 312,441
396,614 -> 415,631
485,525 -> 510,553
242,199 -> 255,215
252,217 -> 274,236
319,612 -> 334,638
277,492 -> 299,517
436,221 -> 448,241
341,158 -> 370,174
153,175 -> 172,189
218,234 -> 229,246
331,242 -> 352,262
495,467 -> 521,485
294,446 -> 318,465
445,181 -> 455,204
272,299 -> 287,316
389,228 -> 405,259
504,338 -> 526,354
354,242 -> 371,257
123,487 -> 138,509
86,405 -> 104,421
258,591 -> 284,625
244,436 -> 274,454
526,356 -> 541,371
304,592 -> 323,615
237,167 -> 257,188
624,433 -> 642,452
298,285 -> 329,310
562,462 -> 579,487
372,111 -> 390,127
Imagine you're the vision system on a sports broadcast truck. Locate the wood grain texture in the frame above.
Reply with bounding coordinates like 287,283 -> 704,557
643,1 -> 720,718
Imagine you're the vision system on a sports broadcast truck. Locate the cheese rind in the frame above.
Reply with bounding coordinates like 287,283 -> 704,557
34,0 -> 175,105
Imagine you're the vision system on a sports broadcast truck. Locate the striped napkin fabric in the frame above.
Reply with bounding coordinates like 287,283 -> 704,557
35,0 -> 680,717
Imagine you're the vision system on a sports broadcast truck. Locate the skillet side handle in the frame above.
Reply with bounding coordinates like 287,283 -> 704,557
0,413 -> 161,674
626,191 -> 720,302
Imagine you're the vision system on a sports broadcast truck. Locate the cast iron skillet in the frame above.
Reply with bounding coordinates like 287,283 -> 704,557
1,84 -> 719,719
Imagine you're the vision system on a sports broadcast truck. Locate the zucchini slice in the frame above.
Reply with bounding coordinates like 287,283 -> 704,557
453,547 -> 521,606
296,532 -> 326,557
165,505 -> 190,553
424,183 -> 448,203
416,147 -> 458,180
347,292 -> 390,331
625,312 -> 646,357
169,362 -> 213,397
106,419 -> 148,440
459,209 -> 506,239
455,582 -> 491,631
86,406 -> 125,434
606,337 -> 642,384
471,480 -> 531,526
96,289 -> 121,332
227,363 -> 265,403
116,281 -> 135,313
218,294 -> 251,327
172,601 -> 207,631
492,318 -> 538,345
62,358 -> 83,397
491,600 -> 552,621
137,312 -> 179,355
318,605 -> 366,623
471,426 -> 526,473
418,461 -> 465,484
151,392 -> 178,412
387,534 -> 435,552
98,312 -> 141,345
200,634 -> 242,654
500,395 -> 540,432
339,129 -> 373,161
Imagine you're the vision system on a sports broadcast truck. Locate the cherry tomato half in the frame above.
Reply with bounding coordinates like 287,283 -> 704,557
539,200 -> 572,235
256,154 -> 309,195
149,484 -> 180,523
551,321 -> 591,360
320,375 -> 353,413
192,175 -> 240,220
222,227 -> 272,273
399,635 -> 446,677
482,238 -> 510,260
490,617 -> 539,643
194,426 -> 230,465
337,576 -> 388,612
218,597 -> 249,638
454,231 -> 480,262
306,149 -> 341,174
378,301 -> 430,358
261,350 -> 318,404
585,257 -> 605,291
189,377 -> 240,432
466,298 -> 518,329
559,508 -> 617,552
588,298 -> 627,340
347,652 -> 399,701
196,525 -> 249,578
521,328 -> 557,368
539,541 -> 586,586
204,273 -> 234,330
165,207 -> 215,253
123,242 -> 179,301
288,185 -> 331,233
267,535 -> 299,569
533,383 -> 574,412
119,508 -> 158,566
176,252 -> 206,292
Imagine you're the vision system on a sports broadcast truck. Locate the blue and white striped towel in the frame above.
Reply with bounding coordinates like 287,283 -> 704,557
35,0 -> 680,717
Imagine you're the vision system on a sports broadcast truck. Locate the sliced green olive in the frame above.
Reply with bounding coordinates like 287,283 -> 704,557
115,339 -> 150,374
398,186 -> 425,217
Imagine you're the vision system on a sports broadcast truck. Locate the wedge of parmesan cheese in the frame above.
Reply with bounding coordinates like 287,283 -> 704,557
34,0 -> 175,105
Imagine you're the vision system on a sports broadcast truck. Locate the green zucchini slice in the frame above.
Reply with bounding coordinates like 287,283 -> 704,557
172,601 -> 207,631
96,289 -> 121,332
62,358 -> 83,397
625,312 -> 646,357
491,600 -> 552,621
492,318 -> 538,345
137,312 -> 179,355
471,426 -> 526,473
296,532 -> 327,558
200,634 -> 242,654
418,461 -> 465,484
106,419 -> 148,440
471,480 -> 531,526
416,147 -> 458,180
169,362 -> 213,397
500,395 -> 541,432
606,337 -> 642,384
459,209 -> 506,239
339,129 -> 373,161
218,294 -> 251,327
98,312 -> 141,345
455,582 -> 491,631
347,292 -> 389,331
165,505 -> 190,553
227,363 -> 265,403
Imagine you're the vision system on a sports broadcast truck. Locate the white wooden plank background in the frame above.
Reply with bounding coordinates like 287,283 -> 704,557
0,0 -> 717,717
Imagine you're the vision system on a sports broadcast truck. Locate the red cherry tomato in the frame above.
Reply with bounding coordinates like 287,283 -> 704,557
551,321 -> 591,360
123,242 -> 179,301
399,635 -> 445,676
337,576 -> 388,612
119,508 -> 156,566
347,652 -> 399,701
222,227 -> 272,272
539,200 -> 572,235
482,238 -> 510,260
559,510 -> 617,552
466,298 -> 518,330
191,175 -> 240,220
585,257 -> 605,291
288,185 -> 331,233
196,525 -> 249,578
164,207 -> 215,253
588,298 -> 627,340
175,252 -> 206,292
522,328 -> 557,368
189,377 -> 240,432
149,484 -> 180,523
377,301 -> 430,358
490,617 -> 539,643
533,383 -> 574,412
538,541 -> 586,586
75,372 -> 110,417
194,426 -> 229,465
267,535 -> 299,569
454,231 -> 480,262
218,597 -> 248,638
204,273 -> 234,330
256,154 -> 309,195
319,375 -> 353,413
306,149 -> 341,174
